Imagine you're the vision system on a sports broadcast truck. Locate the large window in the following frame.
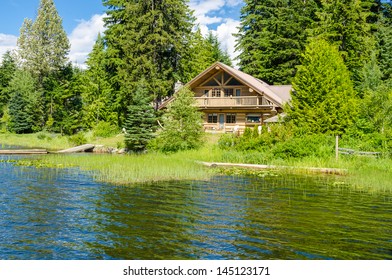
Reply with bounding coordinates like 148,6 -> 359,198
226,113 -> 236,123
246,114 -> 261,123
208,113 -> 218,123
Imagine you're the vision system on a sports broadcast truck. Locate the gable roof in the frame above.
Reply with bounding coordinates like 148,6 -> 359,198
187,62 -> 292,107
158,62 -> 292,110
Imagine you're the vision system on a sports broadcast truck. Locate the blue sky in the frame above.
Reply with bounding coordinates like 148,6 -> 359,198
0,0 -> 243,66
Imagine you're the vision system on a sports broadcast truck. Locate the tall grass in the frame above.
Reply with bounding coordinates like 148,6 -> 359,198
3,132 -> 392,191
39,152 -> 215,185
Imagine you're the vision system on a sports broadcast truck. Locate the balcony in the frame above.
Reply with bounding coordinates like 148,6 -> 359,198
195,96 -> 272,108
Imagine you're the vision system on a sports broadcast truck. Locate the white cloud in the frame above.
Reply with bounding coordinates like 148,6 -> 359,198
0,33 -> 17,61
215,18 -> 240,66
68,14 -> 106,68
189,0 -> 225,26
190,1 -> 242,67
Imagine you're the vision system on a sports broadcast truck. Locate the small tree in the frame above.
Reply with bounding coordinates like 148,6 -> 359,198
8,71 -> 43,133
287,39 -> 358,136
124,81 -> 156,152
152,86 -> 203,152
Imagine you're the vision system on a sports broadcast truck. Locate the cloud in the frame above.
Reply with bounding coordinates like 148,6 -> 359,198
190,1 -> 242,67
215,18 -> 241,65
189,0 -> 225,25
68,14 -> 106,68
0,33 -> 17,61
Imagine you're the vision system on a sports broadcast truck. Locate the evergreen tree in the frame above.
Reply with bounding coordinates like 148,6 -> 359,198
17,0 -> 70,84
206,31 -> 232,66
152,86 -> 203,152
103,0 -> 194,124
180,28 -> 216,82
8,71 -> 43,133
287,39 -> 358,135
313,0 -> 374,76
124,81 -> 156,152
236,0 -> 319,84
83,34 -> 116,128
0,51 -> 17,113
376,2 -> 392,80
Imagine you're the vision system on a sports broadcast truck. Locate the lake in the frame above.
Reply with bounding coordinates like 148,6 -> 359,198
0,155 -> 391,260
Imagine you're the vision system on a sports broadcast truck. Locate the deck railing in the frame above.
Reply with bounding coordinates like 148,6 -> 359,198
195,96 -> 271,107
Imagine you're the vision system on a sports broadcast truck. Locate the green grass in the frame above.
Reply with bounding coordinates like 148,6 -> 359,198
2,132 -> 392,191
0,132 -> 125,151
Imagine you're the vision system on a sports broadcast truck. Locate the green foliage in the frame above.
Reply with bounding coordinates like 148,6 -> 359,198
93,121 -> 119,138
312,0 -> 374,76
124,81 -> 156,152
103,0 -> 194,124
17,0 -> 70,83
68,132 -> 87,146
287,39 -> 358,135
150,86 -> 203,153
180,29 -> 232,82
8,71 -> 43,133
236,0 -> 319,84
206,31 -> 232,66
0,51 -> 17,112
83,33 -> 116,127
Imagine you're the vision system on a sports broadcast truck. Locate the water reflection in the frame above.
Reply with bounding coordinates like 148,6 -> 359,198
0,159 -> 391,259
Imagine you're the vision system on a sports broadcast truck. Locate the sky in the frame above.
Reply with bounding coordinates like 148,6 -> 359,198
0,0 -> 244,67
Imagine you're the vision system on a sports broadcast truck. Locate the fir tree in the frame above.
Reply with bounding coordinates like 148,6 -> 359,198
8,71 -> 43,133
313,0 -> 374,76
152,86 -> 203,152
287,39 -> 358,135
103,0 -> 194,124
83,34 -> 116,127
236,0 -> 319,84
0,51 -> 17,113
206,31 -> 232,66
124,81 -> 156,152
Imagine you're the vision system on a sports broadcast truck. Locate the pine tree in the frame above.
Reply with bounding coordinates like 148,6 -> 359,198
152,86 -> 203,152
313,0 -> 374,76
124,80 -> 156,152
236,0 -> 319,84
179,29 -> 216,82
287,39 -> 358,135
206,31 -> 232,66
103,0 -> 194,124
83,34 -> 116,128
17,0 -> 70,84
0,51 -> 17,113
8,71 -> 43,133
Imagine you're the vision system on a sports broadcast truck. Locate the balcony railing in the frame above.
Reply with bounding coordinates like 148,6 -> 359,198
195,96 -> 272,107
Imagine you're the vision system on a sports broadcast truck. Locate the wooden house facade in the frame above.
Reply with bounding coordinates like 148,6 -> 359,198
160,62 -> 292,133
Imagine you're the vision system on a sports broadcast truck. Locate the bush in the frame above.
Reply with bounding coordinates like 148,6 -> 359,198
68,132 -> 87,146
93,121 -> 119,138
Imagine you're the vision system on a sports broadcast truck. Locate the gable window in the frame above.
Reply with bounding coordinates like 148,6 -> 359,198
204,89 -> 209,97
224,88 -> 233,97
211,88 -> 220,97
226,113 -> 236,124
208,113 -> 218,123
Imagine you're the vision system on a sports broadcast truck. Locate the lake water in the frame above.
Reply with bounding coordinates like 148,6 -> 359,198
1,155 -> 391,260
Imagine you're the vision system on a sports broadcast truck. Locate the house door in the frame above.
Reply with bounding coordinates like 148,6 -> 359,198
219,114 -> 225,130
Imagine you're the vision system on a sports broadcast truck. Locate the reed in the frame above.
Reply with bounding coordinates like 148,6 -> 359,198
39,152 -> 215,185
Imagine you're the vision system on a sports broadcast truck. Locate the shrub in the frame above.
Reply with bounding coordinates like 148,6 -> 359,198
68,132 -> 87,146
93,121 -> 119,138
